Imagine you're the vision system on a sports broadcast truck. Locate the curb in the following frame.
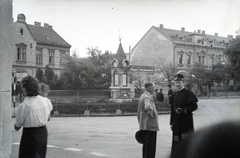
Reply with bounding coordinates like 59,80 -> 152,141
51,111 -> 171,117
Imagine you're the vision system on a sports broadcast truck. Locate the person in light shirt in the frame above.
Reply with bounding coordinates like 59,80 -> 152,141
137,82 -> 159,158
14,76 -> 53,158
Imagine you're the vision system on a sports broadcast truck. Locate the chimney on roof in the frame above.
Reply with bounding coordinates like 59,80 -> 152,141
202,30 -> 205,35
181,27 -> 185,32
34,21 -> 41,26
197,30 -> 201,34
48,25 -> 52,28
228,35 -> 233,38
159,24 -> 164,28
215,33 -> 218,36
44,23 -> 49,27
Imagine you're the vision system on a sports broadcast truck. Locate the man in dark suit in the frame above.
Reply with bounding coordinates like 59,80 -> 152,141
156,89 -> 164,102
168,85 -> 174,105
170,73 -> 198,158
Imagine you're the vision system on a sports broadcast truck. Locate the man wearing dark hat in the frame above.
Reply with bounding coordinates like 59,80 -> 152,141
156,88 -> 164,102
170,73 -> 198,158
137,82 -> 159,158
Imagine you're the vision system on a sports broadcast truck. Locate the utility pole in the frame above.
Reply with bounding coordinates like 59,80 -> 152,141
13,71 -> 17,116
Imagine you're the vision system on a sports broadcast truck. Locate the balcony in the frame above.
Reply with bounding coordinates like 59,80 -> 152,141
36,62 -> 43,66
15,60 -> 27,64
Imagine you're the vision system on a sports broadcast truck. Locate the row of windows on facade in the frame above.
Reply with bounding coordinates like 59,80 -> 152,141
17,45 -> 67,64
177,54 -> 222,65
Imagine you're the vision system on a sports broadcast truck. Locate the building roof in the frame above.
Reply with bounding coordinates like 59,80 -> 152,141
27,24 -> 71,48
153,25 -> 233,48
114,41 -> 127,64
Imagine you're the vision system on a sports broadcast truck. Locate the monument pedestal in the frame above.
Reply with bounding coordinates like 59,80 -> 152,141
109,86 -> 132,102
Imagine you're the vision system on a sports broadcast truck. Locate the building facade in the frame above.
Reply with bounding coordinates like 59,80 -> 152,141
131,24 -> 233,73
12,14 -> 71,81
130,24 -> 234,91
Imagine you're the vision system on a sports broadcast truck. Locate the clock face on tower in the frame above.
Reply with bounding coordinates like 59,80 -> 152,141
112,60 -> 118,67
122,59 -> 129,67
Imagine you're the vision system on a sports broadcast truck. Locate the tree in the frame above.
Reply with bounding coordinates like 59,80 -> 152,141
87,47 -> 112,89
58,47 -> 112,90
131,70 -> 145,90
35,68 -> 44,83
191,62 -> 227,97
224,31 -> 240,81
154,55 -> 177,84
44,65 -> 54,85
60,56 -> 88,89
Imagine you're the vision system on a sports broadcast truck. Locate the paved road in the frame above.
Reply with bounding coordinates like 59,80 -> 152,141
10,98 -> 240,158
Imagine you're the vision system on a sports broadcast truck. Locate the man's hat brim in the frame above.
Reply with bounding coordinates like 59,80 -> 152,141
135,130 -> 145,144
174,73 -> 184,81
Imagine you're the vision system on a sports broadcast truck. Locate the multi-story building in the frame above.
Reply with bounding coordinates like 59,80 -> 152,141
12,14 -> 71,81
131,24 -> 233,71
130,24 -> 234,93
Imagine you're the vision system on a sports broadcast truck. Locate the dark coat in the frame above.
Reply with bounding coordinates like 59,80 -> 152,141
168,89 -> 174,105
170,88 -> 198,135
156,92 -> 164,102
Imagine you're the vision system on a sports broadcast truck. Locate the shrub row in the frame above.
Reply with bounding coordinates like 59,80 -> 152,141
49,90 -> 110,97
52,101 -> 171,115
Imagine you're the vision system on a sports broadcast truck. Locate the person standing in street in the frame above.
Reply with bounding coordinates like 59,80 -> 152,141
14,76 -> 53,158
156,88 -> 164,102
137,82 -> 159,158
39,83 -> 53,121
170,73 -> 198,158
168,85 -> 174,106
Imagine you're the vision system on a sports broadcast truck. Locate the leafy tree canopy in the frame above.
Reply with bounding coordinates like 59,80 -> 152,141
44,65 -> 54,85
58,47 -> 112,90
224,32 -> 240,80
35,68 -> 44,83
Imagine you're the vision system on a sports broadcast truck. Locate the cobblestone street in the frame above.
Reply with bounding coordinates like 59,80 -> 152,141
11,98 -> 240,158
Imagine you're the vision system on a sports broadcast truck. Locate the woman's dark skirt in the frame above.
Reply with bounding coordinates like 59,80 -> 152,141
19,126 -> 48,158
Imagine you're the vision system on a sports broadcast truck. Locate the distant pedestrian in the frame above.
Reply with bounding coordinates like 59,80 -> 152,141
39,83 -> 50,97
39,83 -> 53,121
168,85 -> 174,105
137,82 -> 159,158
170,73 -> 198,158
156,89 -> 164,102
14,76 -> 53,158
153,89 -> 158,101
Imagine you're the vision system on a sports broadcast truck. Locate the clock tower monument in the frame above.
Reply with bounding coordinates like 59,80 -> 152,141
109,40 -> 132,102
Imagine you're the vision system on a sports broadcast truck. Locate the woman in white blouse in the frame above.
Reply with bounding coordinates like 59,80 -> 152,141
14,76 -> 53,158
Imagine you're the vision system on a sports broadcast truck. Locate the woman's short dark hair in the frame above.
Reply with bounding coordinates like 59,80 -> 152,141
21,75 -> 39,96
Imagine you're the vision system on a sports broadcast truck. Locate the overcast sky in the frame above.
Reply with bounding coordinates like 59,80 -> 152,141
13,0 -> 240,57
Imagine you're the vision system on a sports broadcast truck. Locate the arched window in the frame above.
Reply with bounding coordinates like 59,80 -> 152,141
178,51 -> 184,64
123,70 -> 127,86
198,51 -> 205,65
114,70 -> 119,86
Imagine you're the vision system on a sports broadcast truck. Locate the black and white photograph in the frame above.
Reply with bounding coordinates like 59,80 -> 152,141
0,0 -> 240,157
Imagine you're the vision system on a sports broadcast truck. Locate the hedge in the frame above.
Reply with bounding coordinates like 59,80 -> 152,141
52,100 -> 171,115
49,90 -> 110,97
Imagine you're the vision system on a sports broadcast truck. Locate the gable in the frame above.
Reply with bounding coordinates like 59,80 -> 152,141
131,27 -> 173,67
